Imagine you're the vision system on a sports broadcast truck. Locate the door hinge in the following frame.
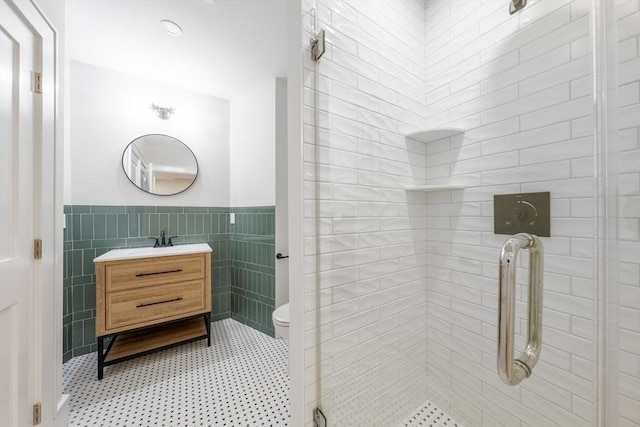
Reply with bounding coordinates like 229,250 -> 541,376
34,72 -> 43,93
313,407 -> 327,427
33,403 -> 41,425
34,239 -> 42,259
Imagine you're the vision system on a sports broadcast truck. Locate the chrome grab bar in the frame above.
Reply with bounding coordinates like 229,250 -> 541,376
498,233 -> 543,386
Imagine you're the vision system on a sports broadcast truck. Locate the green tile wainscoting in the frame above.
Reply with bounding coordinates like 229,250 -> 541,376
230,207 -> 276,337
62,205 -> 275,363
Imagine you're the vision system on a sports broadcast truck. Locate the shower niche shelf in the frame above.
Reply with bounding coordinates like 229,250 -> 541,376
403,184 -> 465,192
403,127 -> 466,192
404,127 -> 464,143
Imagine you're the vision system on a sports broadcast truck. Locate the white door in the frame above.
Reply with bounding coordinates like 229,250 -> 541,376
0,1 -> 37,425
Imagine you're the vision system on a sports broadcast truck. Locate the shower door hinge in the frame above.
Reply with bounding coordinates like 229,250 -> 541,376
33,402 -> 41,425
311,29 -> 325,62
33,72 -> 43,93
509,0 -> 526,14
313,407 -> 327,427
34,239 -> 42,259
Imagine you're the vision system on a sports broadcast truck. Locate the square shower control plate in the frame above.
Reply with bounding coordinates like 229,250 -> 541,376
494,192 -> 550,237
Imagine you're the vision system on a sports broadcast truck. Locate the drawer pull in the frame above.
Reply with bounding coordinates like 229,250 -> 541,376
136,297 -> 183,308
135,269 -> 183,277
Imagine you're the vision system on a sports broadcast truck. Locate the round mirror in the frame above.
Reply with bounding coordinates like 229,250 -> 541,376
122,134 -> 198,196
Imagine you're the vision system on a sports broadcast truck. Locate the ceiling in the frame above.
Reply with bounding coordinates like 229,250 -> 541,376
64,0 -> 289,100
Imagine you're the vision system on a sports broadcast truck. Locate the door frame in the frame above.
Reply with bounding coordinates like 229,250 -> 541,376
6,0 -> 67,425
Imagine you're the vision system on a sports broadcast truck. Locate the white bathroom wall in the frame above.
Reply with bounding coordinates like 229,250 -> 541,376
301,0 -> 429,425
229,79 -> 277,207
421,0 -> 600,426
68,61 -> 230,206
614,1 -> 640,426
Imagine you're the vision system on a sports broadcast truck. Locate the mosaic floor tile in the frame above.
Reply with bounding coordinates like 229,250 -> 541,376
403,401 -> 460,427
63,319 -> 289,426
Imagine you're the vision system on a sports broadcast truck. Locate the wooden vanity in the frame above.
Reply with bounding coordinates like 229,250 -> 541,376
94,243 -> 212,379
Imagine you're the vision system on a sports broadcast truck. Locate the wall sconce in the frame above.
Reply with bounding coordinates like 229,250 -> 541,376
150,103 -> 175,120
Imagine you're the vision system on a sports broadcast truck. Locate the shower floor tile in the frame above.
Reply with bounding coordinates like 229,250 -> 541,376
403,401 -> 460,427
63,318 -> 289,426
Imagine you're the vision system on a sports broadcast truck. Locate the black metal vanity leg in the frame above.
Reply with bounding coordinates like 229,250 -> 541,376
97,336 -> 104,380
205,314 -> 211,347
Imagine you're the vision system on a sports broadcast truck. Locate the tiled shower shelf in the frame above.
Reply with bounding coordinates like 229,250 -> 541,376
403,184 -> 465,191
404,127 -> 464,142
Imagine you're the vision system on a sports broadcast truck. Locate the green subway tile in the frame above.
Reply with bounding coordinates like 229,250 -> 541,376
83,318 -> 95,346
250,215 -> 258,234
82,249 -> 96,276
196,214 -> 205,234
71,214 -> 81,241
203,214 -> 211,234
72,240 -> 92,250
94,247 -> 109,258
186,214 -> 196,234
156,206 -> 184,214
71,321 -> 84,350
72,344 -> 92,358
72,205 -> 91,214
260,266 -> 275,276
178,214 -> 187,235
106,214 -> 118,238
130,206 -> 156,214
128,214 -> 140,237
72,285 -> 84,312
208,207 -> 229,214
71,250 -> 82,277
71,274 -> 93,286
168,214 -> 178,235
221,215 -> 229,233
72,308 -> 93,321
64,218 -> 71,241
126,237 -> 153,247
91,206 -> 125,214
83,283 -> 96,310
91,238 -> 127,249
185,207 -> 208,213
117,214 -> 128,238
158,213 -> 169,234
149,214 -> 160,236
94,214 -> 106,239
259,294 -> 273,305
209,214 -> 221,234
139,214 -> 150,237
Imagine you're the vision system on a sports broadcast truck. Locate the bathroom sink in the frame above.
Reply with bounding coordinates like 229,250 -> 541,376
94,243 -> 212,262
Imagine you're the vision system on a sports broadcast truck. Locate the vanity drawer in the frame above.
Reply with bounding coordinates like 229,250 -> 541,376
106,254 -> 206,292
105,279 -> 207,331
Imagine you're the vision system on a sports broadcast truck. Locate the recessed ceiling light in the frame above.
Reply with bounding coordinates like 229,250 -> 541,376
160,20 -> 182,37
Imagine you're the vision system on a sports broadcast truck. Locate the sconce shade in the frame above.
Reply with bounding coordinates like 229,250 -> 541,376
150,103 -> 175,120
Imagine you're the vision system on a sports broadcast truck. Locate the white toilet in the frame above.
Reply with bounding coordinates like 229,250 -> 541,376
272,303 -> 289,341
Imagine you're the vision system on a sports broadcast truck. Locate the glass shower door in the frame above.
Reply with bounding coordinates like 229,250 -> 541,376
302,0 -> 639,425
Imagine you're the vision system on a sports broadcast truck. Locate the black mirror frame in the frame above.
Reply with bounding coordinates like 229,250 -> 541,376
121,133 -> 199,196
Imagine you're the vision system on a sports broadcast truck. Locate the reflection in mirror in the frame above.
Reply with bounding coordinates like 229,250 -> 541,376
122,134 -> 198,196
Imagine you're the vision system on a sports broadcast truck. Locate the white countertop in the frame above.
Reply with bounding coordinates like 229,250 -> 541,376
94,243 -> 212,262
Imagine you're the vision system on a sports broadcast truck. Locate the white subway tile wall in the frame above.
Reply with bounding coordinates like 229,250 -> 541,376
424,1 -> 598,426
615,1 -> 640,427
303,1 -> 429,425
300,0 -> 640,426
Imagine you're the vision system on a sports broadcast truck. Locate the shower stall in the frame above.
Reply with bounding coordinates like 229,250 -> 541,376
297,0 -> 639,425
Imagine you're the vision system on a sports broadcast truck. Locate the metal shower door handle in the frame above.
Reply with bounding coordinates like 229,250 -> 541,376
498,233 -> 543,386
